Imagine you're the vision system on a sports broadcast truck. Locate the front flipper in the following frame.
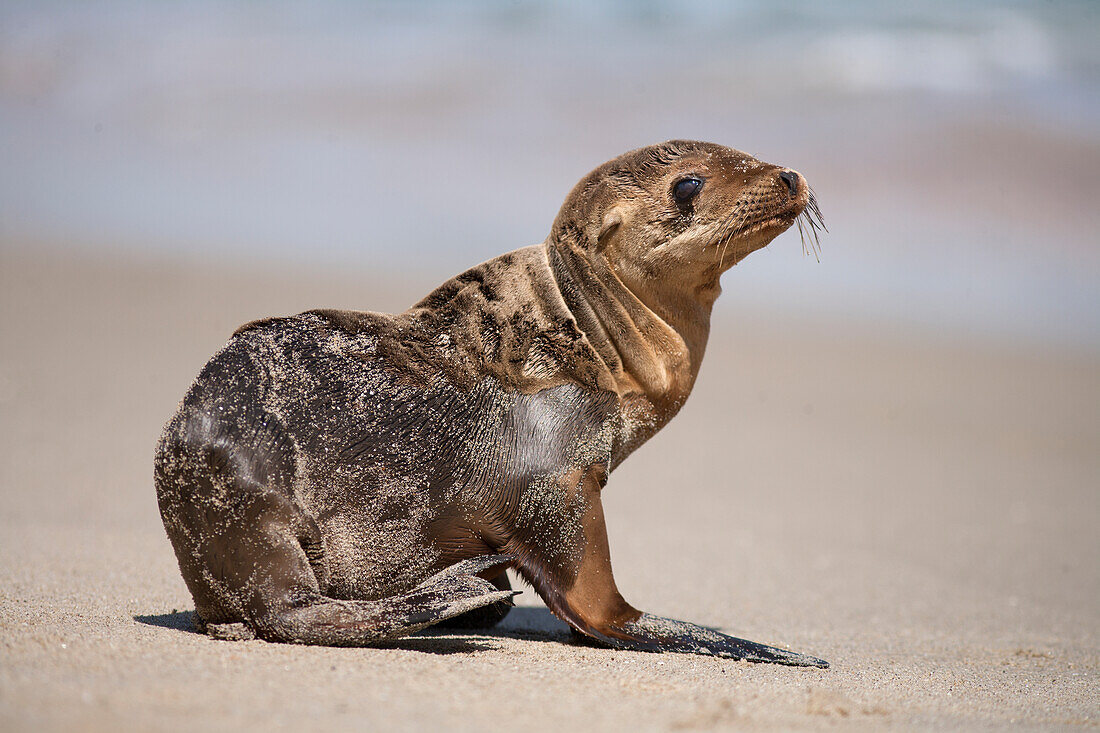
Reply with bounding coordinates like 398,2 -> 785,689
516,470 -> 827,668
584,614 -> 828,668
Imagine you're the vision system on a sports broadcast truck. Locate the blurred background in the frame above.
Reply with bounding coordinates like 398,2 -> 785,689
2,0 -> 1098,348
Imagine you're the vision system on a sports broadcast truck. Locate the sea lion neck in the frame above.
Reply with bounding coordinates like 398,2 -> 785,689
547,240 -> 708,408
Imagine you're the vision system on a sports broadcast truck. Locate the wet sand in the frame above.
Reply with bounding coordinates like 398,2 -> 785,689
0,246 -> 1096,731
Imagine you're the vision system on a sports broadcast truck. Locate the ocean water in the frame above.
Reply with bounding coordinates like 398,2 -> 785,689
1,1 -> 1098,347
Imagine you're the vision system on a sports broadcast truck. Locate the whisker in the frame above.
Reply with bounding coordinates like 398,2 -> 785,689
709,185 -> 826,266
797,213 -> 820,262
800,186 -> 825,261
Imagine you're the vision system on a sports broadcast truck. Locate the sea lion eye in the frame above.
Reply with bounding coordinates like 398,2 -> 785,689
672,177 -> 703,204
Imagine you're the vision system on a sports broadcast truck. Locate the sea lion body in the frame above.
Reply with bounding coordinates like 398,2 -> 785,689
161,247 -> 616,614
155,141 -> 826,665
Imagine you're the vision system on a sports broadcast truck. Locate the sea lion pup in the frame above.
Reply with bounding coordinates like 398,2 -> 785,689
155,140 -> 827,666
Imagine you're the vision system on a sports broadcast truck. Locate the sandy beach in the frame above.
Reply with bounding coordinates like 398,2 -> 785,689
0,246 -> 1096,731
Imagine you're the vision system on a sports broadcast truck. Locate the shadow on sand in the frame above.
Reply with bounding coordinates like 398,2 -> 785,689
134,610 -> 204,634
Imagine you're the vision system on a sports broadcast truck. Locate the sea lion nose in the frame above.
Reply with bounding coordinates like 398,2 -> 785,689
779,170 -> 799,196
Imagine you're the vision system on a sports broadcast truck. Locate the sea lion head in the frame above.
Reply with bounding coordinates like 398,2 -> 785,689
549,140 -> 823,298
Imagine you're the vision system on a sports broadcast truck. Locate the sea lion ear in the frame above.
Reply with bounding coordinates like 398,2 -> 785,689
596,207 -> 625,248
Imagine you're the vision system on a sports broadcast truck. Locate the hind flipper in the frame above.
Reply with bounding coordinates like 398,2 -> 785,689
265,555 -> 519,645
435,568 -> 513,629
198,556 -> 519,645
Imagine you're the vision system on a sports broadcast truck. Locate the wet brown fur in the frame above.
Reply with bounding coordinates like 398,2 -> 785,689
154,140 -> 827,666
